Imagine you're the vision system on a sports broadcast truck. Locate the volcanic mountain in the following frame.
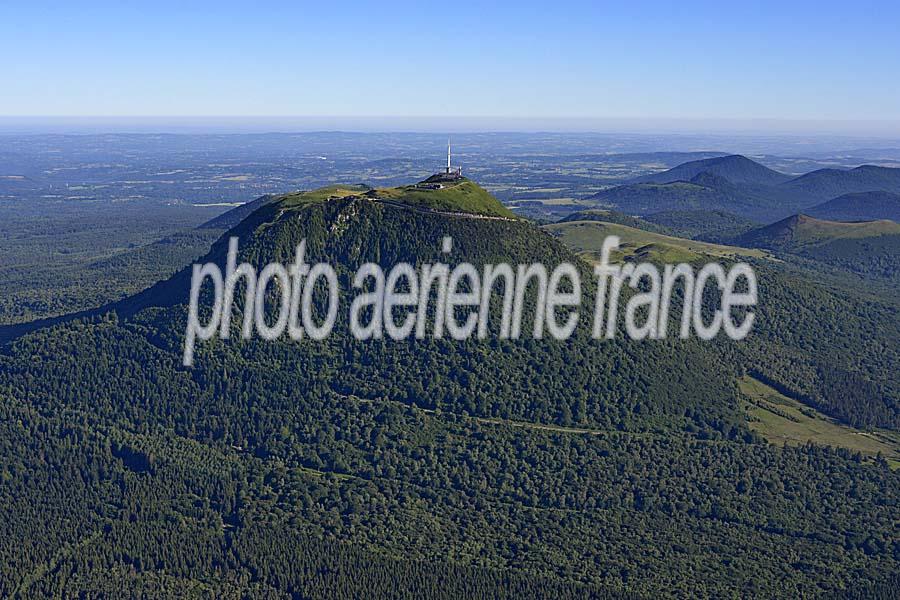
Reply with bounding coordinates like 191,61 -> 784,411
779,165 -> 900,201
592,156 -> 900,223
112,177 -> 733,428
805,190 -> 900,222
733,213 -> 900,283
586,171 -> 790,221
1,176 -> 898,597
734,213 -> 900,252
629,154 -> 791,186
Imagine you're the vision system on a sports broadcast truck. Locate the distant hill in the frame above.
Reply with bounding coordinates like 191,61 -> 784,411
805,191 -> 900,222
734,214 -> 900,282
735,214 -> 900,251
598,157 -> 900,223
588,180 -> 710,213
780,165 -> 900,201
630,154 -> 791,186
585,172 -> 787,221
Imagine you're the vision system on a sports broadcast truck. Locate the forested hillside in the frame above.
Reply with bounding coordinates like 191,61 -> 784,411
806,191 -> 900,222
0,181 -> 897,598
734,215 -> 900,283
781,165 -> 900,201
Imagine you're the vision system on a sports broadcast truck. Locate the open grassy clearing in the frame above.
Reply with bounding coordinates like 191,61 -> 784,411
738,375 -> 900,468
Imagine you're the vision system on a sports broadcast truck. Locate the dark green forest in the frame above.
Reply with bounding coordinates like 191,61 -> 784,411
0,184 -> 897,598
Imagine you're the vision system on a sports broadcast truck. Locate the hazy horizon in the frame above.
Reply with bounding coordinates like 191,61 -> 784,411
3,116 -> 900,139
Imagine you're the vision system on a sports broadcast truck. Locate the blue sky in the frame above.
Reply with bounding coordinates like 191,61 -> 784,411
2,1 -> 899,126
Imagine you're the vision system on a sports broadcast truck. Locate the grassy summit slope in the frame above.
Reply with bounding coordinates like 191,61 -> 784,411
278,178 -> 516,218
544,219 -> 769,263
